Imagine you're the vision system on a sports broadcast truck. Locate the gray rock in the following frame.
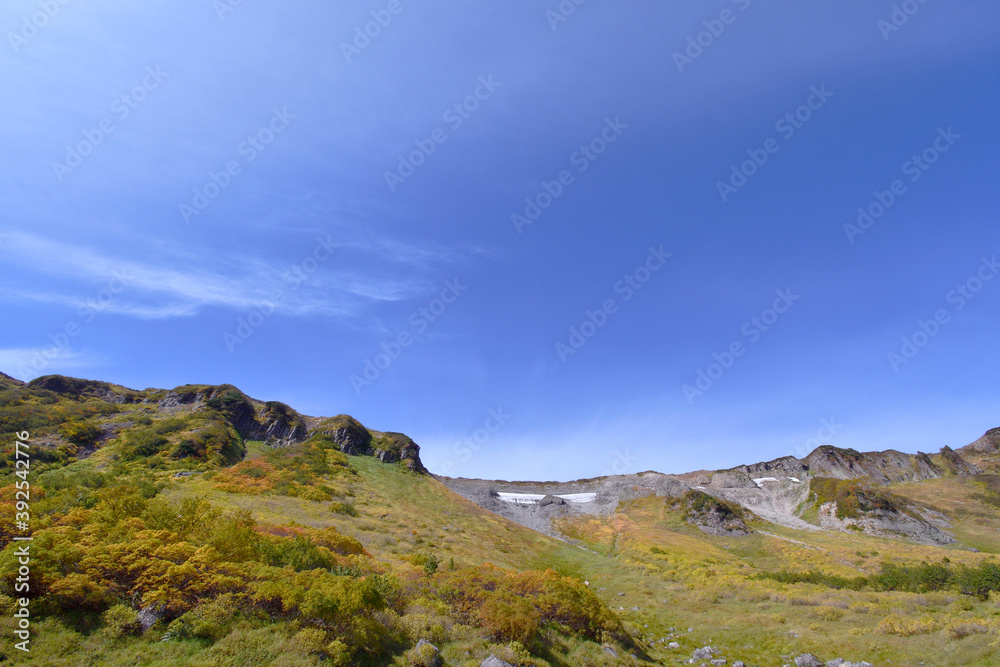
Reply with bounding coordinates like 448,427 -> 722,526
711,660 -> 727,666
137,603 -> 165,631
603,645 -> 618,657
733,662 -> 745,667
693,646 -> 716,660
414,639 -> 442,667
669,642 -> 681,648
794,655 -> 824,667
539,494 -> 566,507
480,656 -> 514,667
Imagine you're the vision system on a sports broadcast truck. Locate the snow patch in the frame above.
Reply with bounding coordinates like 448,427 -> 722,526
752,477 -> 779,487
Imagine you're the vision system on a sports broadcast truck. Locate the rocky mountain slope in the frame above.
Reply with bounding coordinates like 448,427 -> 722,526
2,372 -> 999,666
442,435 -> 991,548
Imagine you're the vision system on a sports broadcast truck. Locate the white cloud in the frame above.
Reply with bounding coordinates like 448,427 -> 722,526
0,347 -> 99,382
0,231 -> 441,320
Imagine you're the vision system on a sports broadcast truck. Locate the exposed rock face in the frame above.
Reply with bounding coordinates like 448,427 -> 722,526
202,388 -> 307,447
312,415 -> 372,454
939,446 -> 982,475
157,388 -> 207,411
817,501 -> 955,546
441,472 -> 692,538
960,428 -> 1000,455
682,491 -> 752,536
137,603 -> 166,631
539,495 -> 566,507
738,455 -> 809,478
370,432 -> 426,472
804,446 -> 941,484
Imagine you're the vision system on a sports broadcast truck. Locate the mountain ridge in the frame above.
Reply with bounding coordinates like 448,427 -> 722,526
2,372 -> 999,665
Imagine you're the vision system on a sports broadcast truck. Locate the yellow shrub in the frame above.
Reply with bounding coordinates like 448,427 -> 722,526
945,621 -> 990,641
876,614 -> 939,636
815,606 -> 845,621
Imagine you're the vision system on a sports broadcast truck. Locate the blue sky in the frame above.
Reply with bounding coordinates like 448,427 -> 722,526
2,0 -> 998,481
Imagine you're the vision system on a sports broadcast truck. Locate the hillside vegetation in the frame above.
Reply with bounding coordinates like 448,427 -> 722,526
0,374 -> 999,666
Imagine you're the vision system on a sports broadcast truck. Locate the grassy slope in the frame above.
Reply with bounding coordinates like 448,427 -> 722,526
158,459 -> 1000,666
556,494 -> 1000,666
2,378 -> 999,666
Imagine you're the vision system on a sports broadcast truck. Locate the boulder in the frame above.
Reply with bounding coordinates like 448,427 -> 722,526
693,646 -> 716,660
480,656 -> 514,667
794,655 -> 824,667
539,494 -> 566,507
412,639 -> 442,667
137,603 -> 165,631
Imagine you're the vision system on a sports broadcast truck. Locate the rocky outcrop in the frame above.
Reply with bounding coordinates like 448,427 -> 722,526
817,501 -> 955,545
961,428 -> 1000,455
682,491 -> 752,536
313,415 -> 373,455
440,471 -> 692,538
804,446 -> 941,484
939,446 -> 982,475
201,387 -> 306,447
157,387 -> 208,411
539,494 -> 566,507
371,432 -> 426,472
137,603 -> 166,631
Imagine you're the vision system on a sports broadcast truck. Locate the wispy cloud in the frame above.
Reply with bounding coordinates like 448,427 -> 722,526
0,231 -> 462,320
0,347 -> 99,382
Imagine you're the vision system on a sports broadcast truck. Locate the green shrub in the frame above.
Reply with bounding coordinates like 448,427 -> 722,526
102,604 -> 141,638
59,421 -> 102,448
330,501 -> 359,516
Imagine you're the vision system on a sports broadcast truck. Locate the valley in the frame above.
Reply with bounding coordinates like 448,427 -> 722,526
0,372 -> 998,666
